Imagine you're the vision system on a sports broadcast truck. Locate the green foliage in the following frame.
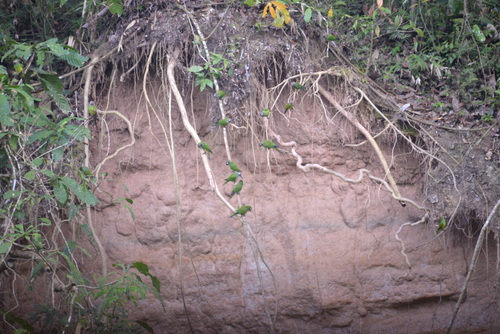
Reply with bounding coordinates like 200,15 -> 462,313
0,0 -> 82,41
298,0 -> 500,115
481,111 -> 494,122
75,262 -> 163,333
188,35 -> 238,92
0,33 -> 142,323
0,35 -> 145,332
107,0 -> 124,16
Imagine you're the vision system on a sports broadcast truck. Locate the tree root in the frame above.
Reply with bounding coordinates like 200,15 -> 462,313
317,84 -> 405,206
265,73 -> 431,274
395,213 -> 429,275
80,23 -> 142,276
447,199 -> 500,334
93,109 -> 136,177
83,56 -> 107,276
167,48 -> 277,334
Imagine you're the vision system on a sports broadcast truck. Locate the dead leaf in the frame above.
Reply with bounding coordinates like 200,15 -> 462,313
377,0 -> 383,8
485,150 -> 493,160
368,4 -> 374,16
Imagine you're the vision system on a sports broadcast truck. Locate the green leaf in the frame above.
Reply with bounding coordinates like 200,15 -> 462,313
8,86 -> 35,111
0,242 -> 12,254
121,203 -> 135,220
203,78 -> 213,89
107,0 -> 123,16
0,94 -> 14,126
28,129 -> 53,144
304,7 -> 312,23
13,210 -> 25,219
60,252 -> 80,280
36,50 -> 46,67
24,170 -> 36,181
68,203 -> 80,220
188,65 -> 204,73
78,187 -> 98,206
59,49 -> 88,67
14,224 -> 25,233
210,52 -> 223,65
132,261 -> 149,275
394,15 -> 402,29
32,233 -> 44,248
66,240 -> 78,254
63,124 -> 91,141
31,261 -> 45,280
45,40 -> 65,56
60,0 -> 69,6
44,40 -> 88,67
42,169 -> 55,178
151,275 -> 161,293
33,158 -> 44,167
38,74 -> 72,114
80,224 -> 95,244
39,218 -> 51,225
52,180 -> 68,206
380,7 -> 391,15
413,27 -> 424,37
135,320 -> 154,334
51,147 -> 64,162
15,44 -> 32,60
1,47 -> 16,62
244,0 -> 255,6
3,190 -> 22,199
78,244 -> 93,258
8,134 -> 18,150
60,176 -> 98,206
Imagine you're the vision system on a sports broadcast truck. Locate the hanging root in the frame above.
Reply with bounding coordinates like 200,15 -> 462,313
167,47 -> 276,333
262,121 -> 427,211
447,199 -> 500,334
264,72 -> 432,276
395,213 -> 429,275
80,23 -> 142,276
93,109 -> 136,178
83,56 -> 107,276
317,84 -> 405,206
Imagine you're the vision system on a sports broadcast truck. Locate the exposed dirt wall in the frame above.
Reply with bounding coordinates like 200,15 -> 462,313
88,80 -> 499,333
